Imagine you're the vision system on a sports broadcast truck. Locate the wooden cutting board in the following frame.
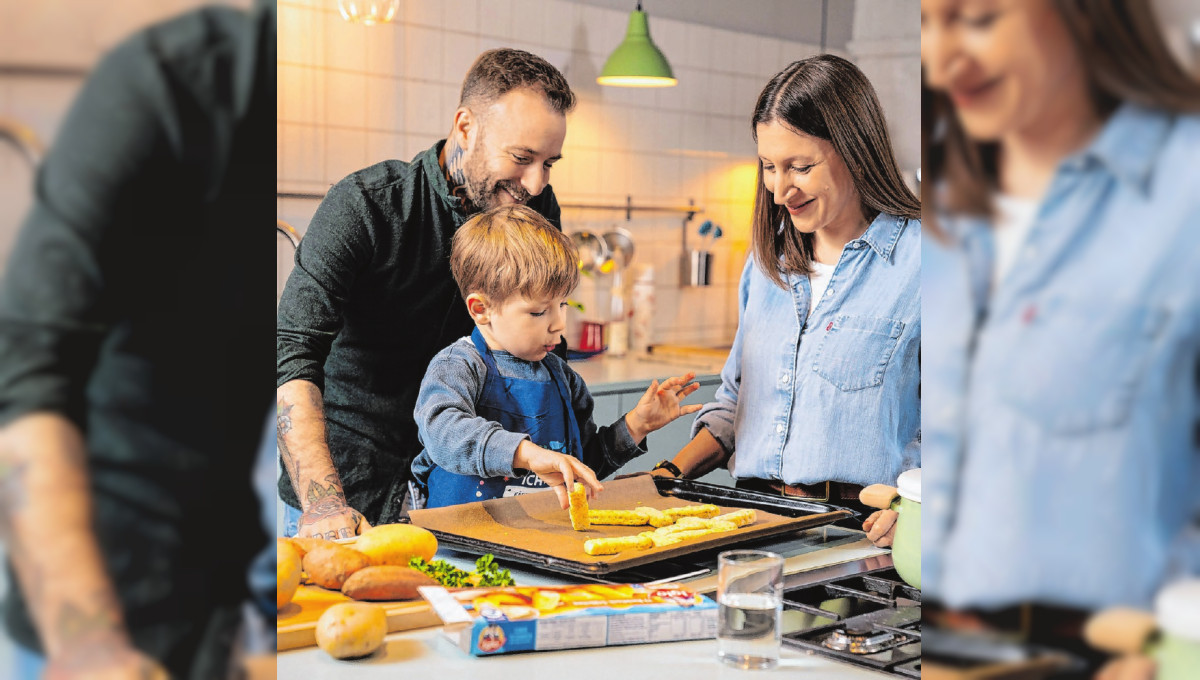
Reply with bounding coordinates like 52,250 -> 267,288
275,537 -> 442,651
276,584 -> 440,651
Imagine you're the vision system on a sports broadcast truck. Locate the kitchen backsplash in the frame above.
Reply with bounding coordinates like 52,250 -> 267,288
277,0 -> 923,349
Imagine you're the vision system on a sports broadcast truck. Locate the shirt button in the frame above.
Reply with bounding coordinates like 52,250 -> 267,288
825,289 -> 834,297
776,423 -> 785,434
780,373 -> 790,383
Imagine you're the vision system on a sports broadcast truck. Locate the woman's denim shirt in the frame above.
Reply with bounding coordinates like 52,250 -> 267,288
692,212 -> 921,486
922,104 -> 1200,611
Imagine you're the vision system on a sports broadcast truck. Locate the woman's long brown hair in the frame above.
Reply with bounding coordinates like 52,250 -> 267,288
750,54 -> 920,289
923,0 -> 1200,239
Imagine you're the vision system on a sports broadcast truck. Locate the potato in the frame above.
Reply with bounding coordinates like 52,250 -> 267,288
315,602 -> 387,659
287,536 -> 329,559
302,544 -> 372,590
341,566 -> 438,601
277,539 -> 302,609
353,524 -> 437,567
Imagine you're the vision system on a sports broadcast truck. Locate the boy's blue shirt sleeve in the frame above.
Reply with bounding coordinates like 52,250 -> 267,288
560,359 -> 646,479
413,341 -> 530,479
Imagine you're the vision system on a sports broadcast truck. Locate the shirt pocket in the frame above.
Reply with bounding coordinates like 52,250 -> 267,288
812,315 -> 905,391
996,298 -> 1168,434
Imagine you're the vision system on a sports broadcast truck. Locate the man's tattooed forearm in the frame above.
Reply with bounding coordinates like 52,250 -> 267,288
298,496 -> 362,540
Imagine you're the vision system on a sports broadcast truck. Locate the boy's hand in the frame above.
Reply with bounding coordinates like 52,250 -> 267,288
625,372 -> 703,442
513,440 -> 603,509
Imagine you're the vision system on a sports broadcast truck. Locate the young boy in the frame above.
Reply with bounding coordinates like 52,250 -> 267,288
411,205 -> 701,509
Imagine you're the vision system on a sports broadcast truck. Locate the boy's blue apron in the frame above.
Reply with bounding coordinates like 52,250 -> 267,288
425,328 -> 583,508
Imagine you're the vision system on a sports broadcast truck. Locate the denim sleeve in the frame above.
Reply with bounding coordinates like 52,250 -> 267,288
565,364 -> 645,479
691,256 -> 754,453
413,343 -> 529,479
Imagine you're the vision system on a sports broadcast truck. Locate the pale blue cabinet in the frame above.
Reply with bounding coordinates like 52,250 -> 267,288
592,377 -> 734,487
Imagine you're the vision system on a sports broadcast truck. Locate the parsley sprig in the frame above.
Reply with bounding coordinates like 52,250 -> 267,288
409,554 -> 515,587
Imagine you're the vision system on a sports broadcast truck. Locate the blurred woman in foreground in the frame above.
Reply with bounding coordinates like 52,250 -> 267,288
921,0 -> 1200,675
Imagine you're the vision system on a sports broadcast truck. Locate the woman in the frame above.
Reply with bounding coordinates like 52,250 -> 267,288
651,54 -> 921,537
921,0 -> 1200,675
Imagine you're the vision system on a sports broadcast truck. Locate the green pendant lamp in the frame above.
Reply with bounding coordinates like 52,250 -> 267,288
597,2 -> 677,88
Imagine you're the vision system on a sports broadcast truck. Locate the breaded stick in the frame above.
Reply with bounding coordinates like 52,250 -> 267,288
707,519 -> 738,532
633,506 -> 674,527
651,528 -> 715,547
713,509 -> 757,527
584,534 -> 653,555
588,509 -> 650,526
663,504 -> 720,520
665,516 -> 710,531
568,482 -> 590,531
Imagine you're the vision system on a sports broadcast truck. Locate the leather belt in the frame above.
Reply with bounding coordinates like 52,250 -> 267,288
740,478 -> 864,502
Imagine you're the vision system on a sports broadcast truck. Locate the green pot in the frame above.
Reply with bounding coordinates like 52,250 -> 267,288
890,469 -> 921,589
1151,579 -> 1200,680
1153,633 -> 1200,680
891,495 -> 921,589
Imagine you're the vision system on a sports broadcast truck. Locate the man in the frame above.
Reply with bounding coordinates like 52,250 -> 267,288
276,49 -> 575,539
0,2 -> 275,678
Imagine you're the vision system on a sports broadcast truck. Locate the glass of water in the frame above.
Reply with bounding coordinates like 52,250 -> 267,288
717,549 -> 784,669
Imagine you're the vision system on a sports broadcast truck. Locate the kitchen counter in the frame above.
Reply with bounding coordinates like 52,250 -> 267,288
568,351 -> 726,395
276,628 -> 890,679
277,530 -> 894,678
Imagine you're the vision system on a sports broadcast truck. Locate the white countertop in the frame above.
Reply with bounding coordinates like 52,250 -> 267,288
277,532 -> 895,679
277,628 -> 891,679
569,352 -> 726,394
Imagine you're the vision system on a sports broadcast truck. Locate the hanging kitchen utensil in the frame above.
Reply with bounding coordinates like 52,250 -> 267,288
601,229 -> 635,356
601,228 -> 636,271
570,230 -> 611,275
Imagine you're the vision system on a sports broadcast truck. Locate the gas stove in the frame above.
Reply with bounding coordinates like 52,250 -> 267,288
781,563 -> 921,677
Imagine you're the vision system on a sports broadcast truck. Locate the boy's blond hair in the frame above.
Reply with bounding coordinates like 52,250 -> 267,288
450,205 -> 579,305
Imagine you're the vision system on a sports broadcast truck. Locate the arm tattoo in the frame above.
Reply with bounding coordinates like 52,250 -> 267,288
0,457 -> 29,520
277,401 -> 294,436
298,478 -> 362,539
276,398 -> 301,491
305,474 -> 346,506
50,593 -> 128,669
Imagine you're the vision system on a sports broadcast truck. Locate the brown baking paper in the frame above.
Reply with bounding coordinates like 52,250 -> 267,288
407,476 -> 851,573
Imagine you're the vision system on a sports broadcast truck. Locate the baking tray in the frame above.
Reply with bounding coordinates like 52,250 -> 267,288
407,476 -> 855,577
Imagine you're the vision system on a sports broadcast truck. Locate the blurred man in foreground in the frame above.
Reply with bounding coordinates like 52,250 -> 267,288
0,1 -> 275,677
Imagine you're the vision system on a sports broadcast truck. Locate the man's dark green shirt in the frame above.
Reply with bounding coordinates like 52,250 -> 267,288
0,3 -> 274,677
275,143 -> 562,524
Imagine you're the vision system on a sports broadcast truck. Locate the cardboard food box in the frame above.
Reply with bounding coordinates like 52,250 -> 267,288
420,582 -> 718,656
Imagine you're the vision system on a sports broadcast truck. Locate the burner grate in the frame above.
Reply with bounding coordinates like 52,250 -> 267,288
781,567 -> 921,676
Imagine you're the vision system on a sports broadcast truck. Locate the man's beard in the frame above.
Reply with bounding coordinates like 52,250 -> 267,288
461,149 -> 532,214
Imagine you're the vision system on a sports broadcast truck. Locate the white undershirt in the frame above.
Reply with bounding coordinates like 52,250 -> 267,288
808,260 -> 836,315
991,193 -> 1039,290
